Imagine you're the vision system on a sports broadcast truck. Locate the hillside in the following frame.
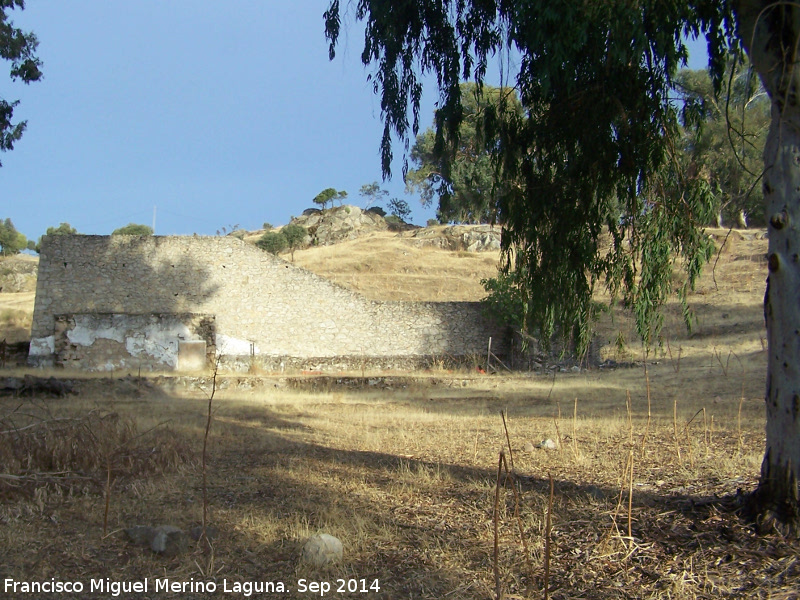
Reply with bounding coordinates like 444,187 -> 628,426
290,230 -> 502,302
0,227 -> 768,366
0,254 -> 38,344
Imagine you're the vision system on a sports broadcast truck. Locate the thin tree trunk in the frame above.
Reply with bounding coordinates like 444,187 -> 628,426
736,0 -> 800,534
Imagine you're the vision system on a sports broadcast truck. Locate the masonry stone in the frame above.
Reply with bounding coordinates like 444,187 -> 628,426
29,235 -> 506,372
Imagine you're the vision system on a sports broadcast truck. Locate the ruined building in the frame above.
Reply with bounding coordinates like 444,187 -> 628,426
28,235 -> 505,372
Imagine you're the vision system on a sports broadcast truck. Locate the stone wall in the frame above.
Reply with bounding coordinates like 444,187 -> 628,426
29,235 -> 506,371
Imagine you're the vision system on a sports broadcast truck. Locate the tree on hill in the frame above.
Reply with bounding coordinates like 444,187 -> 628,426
406,82 -> 523,224
387,198 -> 411,222
0,2 -> 43,167
359,182 -> 389,209
313,188 -> 347,210
256,231 -> 287,255
112,223 -> 153,236
324,0 -> 800,531
0,218 -> 26,255
281,223 -> 307,261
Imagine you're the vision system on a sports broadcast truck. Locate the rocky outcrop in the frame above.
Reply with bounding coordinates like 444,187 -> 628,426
0,256 -> 38,292
290,205 -> 389,246
265,208 -> 502,253
410,224 -> 501,252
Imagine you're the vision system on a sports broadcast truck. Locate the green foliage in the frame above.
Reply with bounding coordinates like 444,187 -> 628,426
406,83 -> 522,224
0,2 -> 43,166
384,215 -> 405,228
325,0 -> 736,357
313,188 -> 347,210
481,271 -> 528,333
281,223 -> 307,261
34,222 -> 79,253
262,222 -> 273,231
674,60 -> 769,226
0,218 -> 27,255
46,222 -> 78,236
112,223 -> 153,236
256,231 -> 288,255
387,198 -> 411,222
367,206 -> 386,217
359,182 -> 389,208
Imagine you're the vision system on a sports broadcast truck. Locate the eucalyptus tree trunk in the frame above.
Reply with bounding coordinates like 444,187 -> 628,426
736,1 -> 800,533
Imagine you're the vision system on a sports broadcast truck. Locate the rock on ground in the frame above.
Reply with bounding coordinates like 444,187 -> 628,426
302,533 -> 343,567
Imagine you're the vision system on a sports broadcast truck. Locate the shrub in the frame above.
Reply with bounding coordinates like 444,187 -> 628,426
112,223 -> 153,236
256,231 -> 288,254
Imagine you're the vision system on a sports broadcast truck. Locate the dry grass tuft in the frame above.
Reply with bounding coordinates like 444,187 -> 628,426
0,402 -> 193,499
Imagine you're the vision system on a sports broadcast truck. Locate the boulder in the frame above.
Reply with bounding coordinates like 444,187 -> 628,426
302,533 -> 343,567
290,205 -> 389,246
150,525 -> 189,556
124,524 -> 190,557
410,224 -> 501,252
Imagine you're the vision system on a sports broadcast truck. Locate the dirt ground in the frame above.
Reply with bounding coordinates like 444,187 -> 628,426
0,355 -> 796,599
1,228 -> 797,598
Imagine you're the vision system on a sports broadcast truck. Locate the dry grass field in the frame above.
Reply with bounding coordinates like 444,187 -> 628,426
1,228 -> 798,599
290,229 -> 502,302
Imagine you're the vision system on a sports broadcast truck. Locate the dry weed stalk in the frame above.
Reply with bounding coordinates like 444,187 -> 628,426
501,410 -> 515,472
625,391 -> 633,447
544,472 -> 553,600
201,357 -> 221,548
572,397 -> 579,457
673,398 -> 682,463
713,346 -> 732,376
666,336 -> 682,373
639,359 -> 652,456
499,452 -> 535,594
554,401 -> 563,453
684,408 -> 707,469
498,412 -> 535,589
627,450 -> 634,539
493,451 -> 503,600
737,395 -> 745,456
103,454 -> 112,537
490,414 -> 536,598
710,414 -> 714,447
608,449 -> 636,550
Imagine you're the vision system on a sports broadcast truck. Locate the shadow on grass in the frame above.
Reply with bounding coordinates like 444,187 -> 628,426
1,380 -> 791,600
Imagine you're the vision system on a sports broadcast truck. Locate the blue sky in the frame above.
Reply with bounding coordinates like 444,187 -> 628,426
2,2 -> 708,239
